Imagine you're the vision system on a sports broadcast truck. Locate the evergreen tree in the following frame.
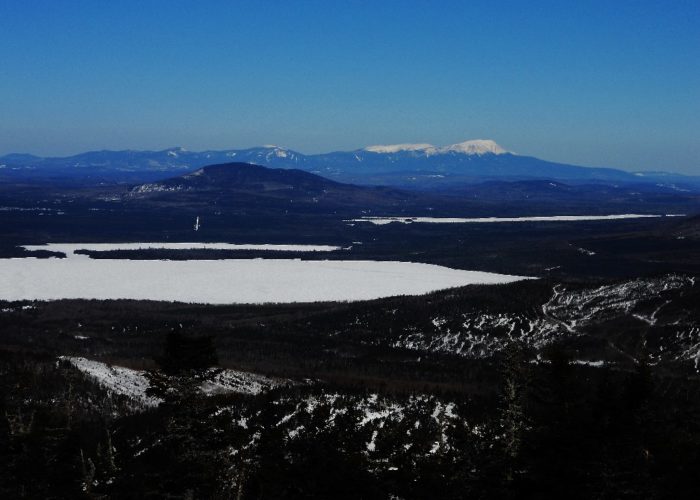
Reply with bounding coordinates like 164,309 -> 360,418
495,342 -> 531,494
146,332 -> 219,405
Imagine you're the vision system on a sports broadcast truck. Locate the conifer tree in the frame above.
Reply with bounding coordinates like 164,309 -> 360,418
497,342 -> 531,488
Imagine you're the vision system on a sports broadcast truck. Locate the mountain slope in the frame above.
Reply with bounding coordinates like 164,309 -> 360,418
132,162 -> 339,193
126,162 -> 418,210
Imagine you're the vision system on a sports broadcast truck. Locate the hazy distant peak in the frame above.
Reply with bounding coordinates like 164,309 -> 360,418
165,146 -> 188,157
364,143 -> 436,154
440,139 -> 507,155
364,139 -> 508,155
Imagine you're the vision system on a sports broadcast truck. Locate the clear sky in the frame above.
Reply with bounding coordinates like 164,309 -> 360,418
1,0 -> 698,173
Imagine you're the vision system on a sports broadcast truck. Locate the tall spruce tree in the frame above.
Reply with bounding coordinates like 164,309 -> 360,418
497,342 -> 531,492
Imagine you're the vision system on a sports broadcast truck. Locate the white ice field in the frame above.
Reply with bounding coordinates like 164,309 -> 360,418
0,243 -> 532,304
349,214 -> 684,225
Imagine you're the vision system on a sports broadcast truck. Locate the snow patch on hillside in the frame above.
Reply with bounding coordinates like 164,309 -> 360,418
59,356 -> 159,407
262,392 -> 463,458
130,183 -> 189,194
542,275 -> 692,331
392,275 -> 696,361
59,356 -> 283,406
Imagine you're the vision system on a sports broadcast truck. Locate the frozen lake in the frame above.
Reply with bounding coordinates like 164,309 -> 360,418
349,214 -> 684,225
0,248 -> 531,304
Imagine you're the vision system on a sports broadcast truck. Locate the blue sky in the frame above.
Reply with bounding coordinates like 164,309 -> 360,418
0,0 -> 698,173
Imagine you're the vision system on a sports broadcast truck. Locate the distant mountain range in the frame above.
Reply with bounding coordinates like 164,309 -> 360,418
121,161 -> 700,218
1,139 -> 698,189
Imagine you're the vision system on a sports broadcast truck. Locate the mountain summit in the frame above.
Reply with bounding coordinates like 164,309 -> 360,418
127,162 -> 415,210
363,139 -> 508,156
441,139 -> 507,155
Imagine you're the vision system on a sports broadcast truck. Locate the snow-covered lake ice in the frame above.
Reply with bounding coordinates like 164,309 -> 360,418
349,214 -> 684,225
0,242 -> 531,304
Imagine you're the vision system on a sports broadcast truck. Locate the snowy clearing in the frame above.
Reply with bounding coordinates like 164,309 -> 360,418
392,275 -> 695,360
349,214 -> 684,225
22,242 -> 342,258
0,258 -> 531,304
59,356 -> 159,407
259,391 -> 462,458
59,356 -> 283,406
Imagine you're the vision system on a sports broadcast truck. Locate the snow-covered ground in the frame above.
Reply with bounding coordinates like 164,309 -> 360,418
59,356 -> 282,406
23,242 -> 342,258
392,275 -> 697,362
542,275 -> 693,331
221,391 -> 464,460
349,214 -> 684,225
59,356 -> 159,407
0,257 -> 531,304
201,370 -> 280,396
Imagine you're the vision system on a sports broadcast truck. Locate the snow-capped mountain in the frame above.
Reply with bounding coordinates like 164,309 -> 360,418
440,139 -> 508,155
364,139 -> 508,156
364,143 -> 437,154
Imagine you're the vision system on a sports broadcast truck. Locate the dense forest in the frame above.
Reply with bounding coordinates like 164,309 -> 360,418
2,337 -> 700,499
2,272 -> 700,498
